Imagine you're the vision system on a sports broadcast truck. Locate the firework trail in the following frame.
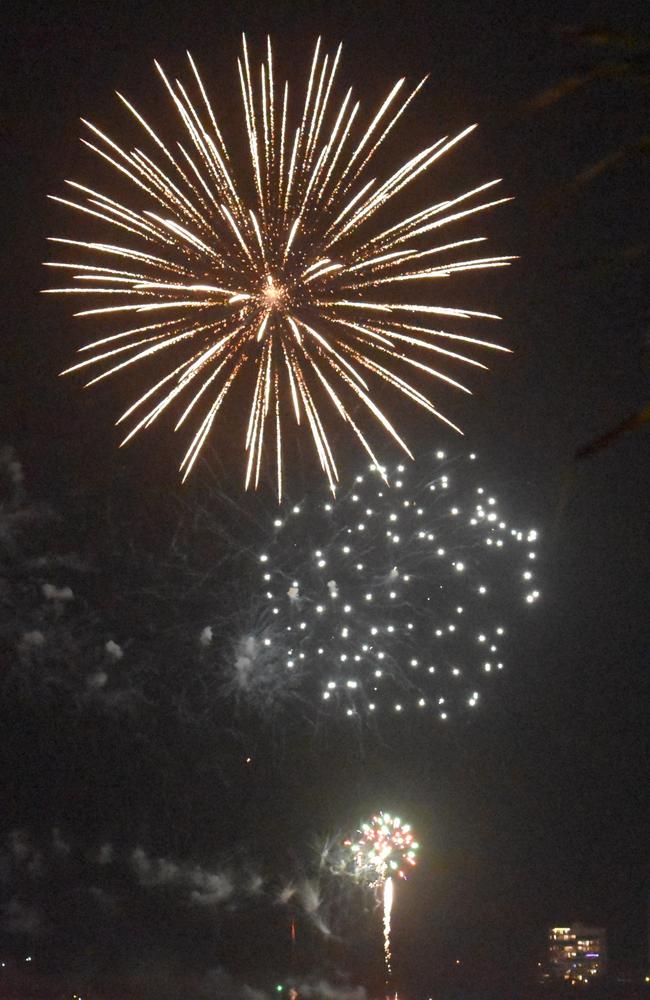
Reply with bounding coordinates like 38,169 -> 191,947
46,37 -> 514,496
383,875 -> 394,981
342,812 -> 417,988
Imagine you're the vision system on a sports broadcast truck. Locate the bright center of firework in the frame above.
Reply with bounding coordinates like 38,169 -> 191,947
261,275 -> 285,309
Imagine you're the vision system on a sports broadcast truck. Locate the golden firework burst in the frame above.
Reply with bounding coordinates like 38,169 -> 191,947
45,36 -> 514,497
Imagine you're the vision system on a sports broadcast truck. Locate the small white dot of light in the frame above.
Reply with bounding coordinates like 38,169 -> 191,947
407,622 -> 414,629
343,604 -> 351,613
496,627 -> 504,635
488,512 -> 497,522
437,547 -> 445,556
428,666 -> 435,673
526,594 -> 534,603
369,703 -> 376,711
263,638 -> 271,646
418,698 -> 426,707
299,652 -> 305,659
323,692 -> 331,700
341,627 -> 349,638
318,559 -> 326,567
500,521 -> 506,529
377,651 -> 385,660
451,506 -> 459,515
327,681 -> 336,689
403,499 -> 410,507
389,512 -> 398,522
369,463 -> 376,471
528,530 -> 538,541
324,503 -> 332,511
356,474 -> 365,482
292,580 -> 299,588
365,508 -> 373,516
365,593 -> 373,601
292,505 -> 300,514
457,606 -> 464,614
266,591 -> 273,599
497,662 -> 503,669
469,698 -> 476,707
410,658 -> 419,666
274,518 -> 283,527
352,494 -> 359,502
441,481 -> 448,489
346,708 -> 354,716
387,625 -> 395,633
316,605 -> 324,613
315,549 -> 322,557
523,571 -> 532,580
477,487 -> 484,494
259,554 -> 268,562
392,534 -> 400,543
417,507 -> 424,515
342,545 -> 350,554
358,523 -> 365,531
448,624 -> 456,632
347,680 -> 357,688
418,530 -> 426,539
357,563 -> 364,570
455,562 -> 465,572
362,644 -> 369,651
438,697 -> 445,704
440,712 -> 448,720
490,644 -> 497,652
516,531 -> 523,541
479,585 -> 487,594
478,634 -> 486,642
397,464 -> 405,472
529,551 -> 536,560
318,648 -> 324,654
389,591 -> 397,599
470,518 -> 477,526
436,450 -> 445,459
429,483 -> 436,491
354,654 -> 361,661
272,607 -> 279,615
374,670 -> 383,678
470,452 -> 477,460
486,538 -> 493,546
484,663 -> 492,671
452,668 -> 460,676
371,627 -> 378,635
533,589 -> 540,598
287,659 -> 294,668
340,654 -> 348,662
263,573 -> 271,580
435,629 -> 443,636
395,703 -> 403,711
300,622 -> 307,630
497,539 -> 504,547
396,480 -> 403,488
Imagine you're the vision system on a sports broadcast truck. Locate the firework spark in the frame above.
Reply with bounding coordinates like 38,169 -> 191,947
343,812 -> 418,984
46,37 -> 514,497
250,450 -> 540,719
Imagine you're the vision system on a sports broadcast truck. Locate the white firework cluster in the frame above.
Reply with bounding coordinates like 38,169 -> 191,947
254,451 -> 540,720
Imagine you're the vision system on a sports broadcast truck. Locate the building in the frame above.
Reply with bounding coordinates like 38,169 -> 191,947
545,924 -> 607,985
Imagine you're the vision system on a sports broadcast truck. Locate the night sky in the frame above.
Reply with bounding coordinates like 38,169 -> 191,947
2,2 -> 649,998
